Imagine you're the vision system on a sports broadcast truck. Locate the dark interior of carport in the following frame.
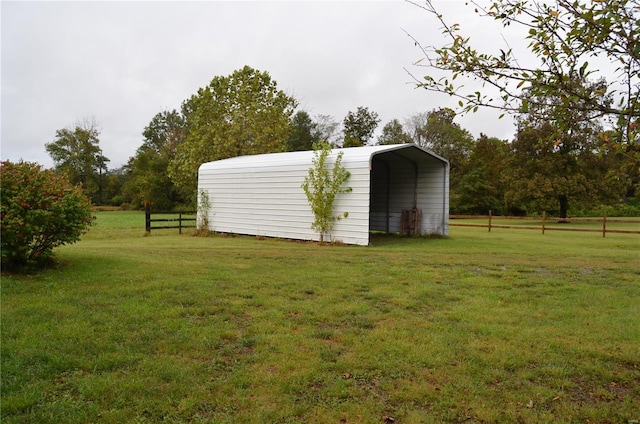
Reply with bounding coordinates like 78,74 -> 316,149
368,146 -> 443,234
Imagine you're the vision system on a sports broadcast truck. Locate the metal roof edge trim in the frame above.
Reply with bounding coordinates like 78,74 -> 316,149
198,143 -> 448,172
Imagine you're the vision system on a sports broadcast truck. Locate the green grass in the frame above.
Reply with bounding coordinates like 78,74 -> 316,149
2,211 -> 639,423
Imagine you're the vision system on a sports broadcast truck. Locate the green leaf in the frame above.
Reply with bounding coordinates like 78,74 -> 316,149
579,61 -> 589,77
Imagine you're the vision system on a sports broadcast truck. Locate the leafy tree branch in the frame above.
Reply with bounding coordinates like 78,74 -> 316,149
405,0 -> 639,152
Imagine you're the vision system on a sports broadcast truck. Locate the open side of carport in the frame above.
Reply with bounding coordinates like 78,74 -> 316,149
368,145 -> 449,236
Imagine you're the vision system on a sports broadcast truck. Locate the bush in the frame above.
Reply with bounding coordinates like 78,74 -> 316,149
571,199 -> 640,218
1,161 -> 94,272
110,195 -> 125,207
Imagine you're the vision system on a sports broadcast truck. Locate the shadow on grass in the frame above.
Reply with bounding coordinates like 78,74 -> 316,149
369,231 -> 448,247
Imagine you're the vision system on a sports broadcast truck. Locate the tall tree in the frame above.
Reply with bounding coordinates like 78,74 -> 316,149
505,123 -> 586,217
102,166 -> 127,206
597,130 -> 640,205
408,0 -> 639,157
169,66 -> 297,191
378,119 -> 412,145
342,106 -> 380,147
403,112 -> 430,147
45,119 -> 109,204
418,108 -> 475,213
314,114 -> 341,146
505,78 -> 614,218
123,110 -> 189,210
140,110 -> 187,155
420,108 -> 474,173
457,134 -> 509,215
123,149 -> 177,210
288,110 -> 319,151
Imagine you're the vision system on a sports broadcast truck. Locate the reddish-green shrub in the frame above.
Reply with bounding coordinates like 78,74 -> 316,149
1,160 -> 94,271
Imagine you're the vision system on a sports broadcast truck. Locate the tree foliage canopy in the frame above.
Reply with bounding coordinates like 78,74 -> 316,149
409,0 -> 639,153
123,110 -> 189,210
314,114 -> 342,147
342,106 -> 380,147
169,66 -> 298,191
457,134 -> 510,214
378,119 -> 413,145
420,108 -> 474,174
140,110 -> 187,155
45,120 -> 109,203
288,111 -> 320,151
504,78 -> 624,218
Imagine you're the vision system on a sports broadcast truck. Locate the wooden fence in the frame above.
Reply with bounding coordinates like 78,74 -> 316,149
449,211 -> 640,237
144,202 -> 197,234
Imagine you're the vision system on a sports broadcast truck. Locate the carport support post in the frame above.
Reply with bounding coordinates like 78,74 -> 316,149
412,162 -> 418,209
442,162 -> 447,235
386,162 -> 391,234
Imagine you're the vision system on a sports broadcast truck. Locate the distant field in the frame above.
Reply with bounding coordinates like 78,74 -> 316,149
2,211 -> 639,423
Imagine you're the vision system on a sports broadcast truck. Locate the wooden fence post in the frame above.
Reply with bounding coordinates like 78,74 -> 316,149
179,212 -> 183,235
542,211 -> 546,235
488,210 -> 492,232
602,213 -> 607,238
145,201 -> 151,233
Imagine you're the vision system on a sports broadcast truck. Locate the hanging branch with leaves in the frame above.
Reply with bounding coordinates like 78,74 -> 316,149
406,0 -> 639,153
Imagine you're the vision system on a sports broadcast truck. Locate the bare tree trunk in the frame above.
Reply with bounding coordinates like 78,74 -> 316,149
558,195 -> 569,222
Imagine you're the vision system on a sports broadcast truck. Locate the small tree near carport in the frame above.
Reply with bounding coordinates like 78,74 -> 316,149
302,142 -> 352,243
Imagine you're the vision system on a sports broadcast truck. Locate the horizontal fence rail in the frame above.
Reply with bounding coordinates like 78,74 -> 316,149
144,202 -> 197,234
449,212 -> 640,237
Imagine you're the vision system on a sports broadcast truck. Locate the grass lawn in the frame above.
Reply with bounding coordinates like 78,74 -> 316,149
2,211 -> 639,423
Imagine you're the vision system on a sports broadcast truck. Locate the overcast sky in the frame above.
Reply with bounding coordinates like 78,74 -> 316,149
2,0 -> 518,169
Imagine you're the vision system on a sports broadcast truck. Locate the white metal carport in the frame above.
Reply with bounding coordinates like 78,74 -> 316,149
197,144 -> 449,245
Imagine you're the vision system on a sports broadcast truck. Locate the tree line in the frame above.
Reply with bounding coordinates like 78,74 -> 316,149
43,0 -> 639,218
44,65 -> 637,218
